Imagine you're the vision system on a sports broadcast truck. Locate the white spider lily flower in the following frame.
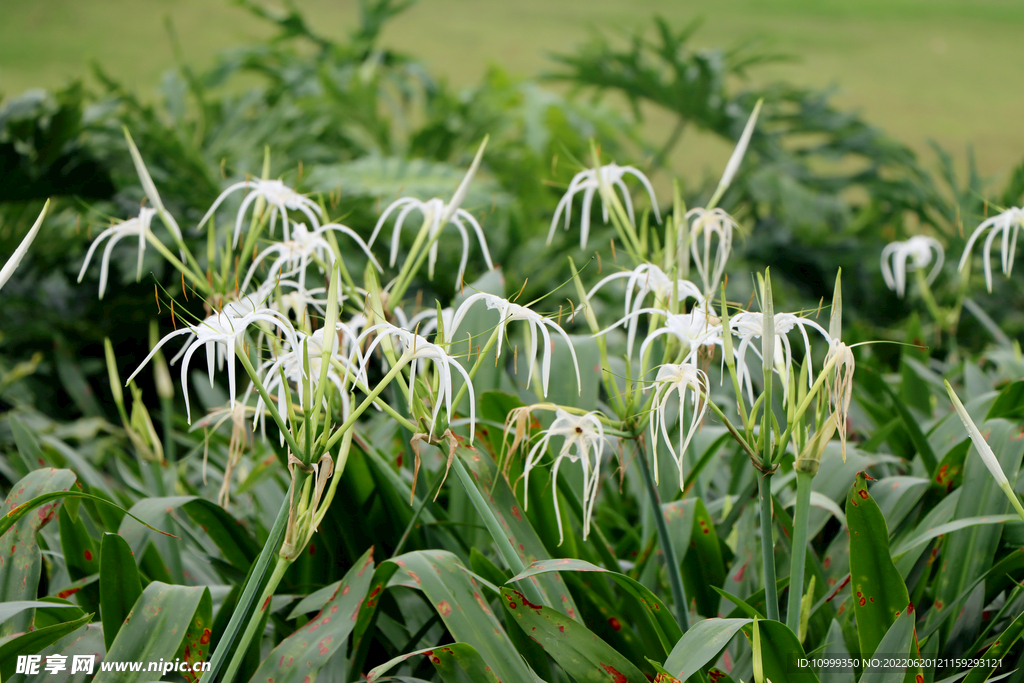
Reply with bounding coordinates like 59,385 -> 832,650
198,178 -> 323,248
240,221 -> 381,293
880,235 -> 944,298
826,341 -> 855,461
685,207 -> 738,298
598,305 -> 723,366
355,322 -> 475,439
367,196 -> 494,284
587,263 -> 704,357
548,164 -> 661,248
76,208 -> 161,299
957,207 -> 1024,292
450,292 -> 581,397
945,380 -> 1024,523
0,200 -> 48,293
522,408 -> 607,544
246,325 -> 363,442
127,305 -> 298,423
648,364 -> 710,490
730,311 -> 831,405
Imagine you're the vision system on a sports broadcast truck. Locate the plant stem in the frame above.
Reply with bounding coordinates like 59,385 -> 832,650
785,470 -> 813,633
221,556 -> 291,683
201,480 -> 296,683
635,444 -> 690,633
759,471 -> 779,621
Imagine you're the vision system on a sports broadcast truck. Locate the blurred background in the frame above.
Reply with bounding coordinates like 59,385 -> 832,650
2,0 -> 1023,423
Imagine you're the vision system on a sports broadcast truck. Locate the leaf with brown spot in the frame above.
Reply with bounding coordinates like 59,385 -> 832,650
251,547 -> 375,683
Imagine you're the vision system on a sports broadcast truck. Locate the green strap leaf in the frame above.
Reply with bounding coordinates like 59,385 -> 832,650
0,613 -> 94,679
500,586 -> 647,683
367,643 -> 503,683
93,582 -> 209,683
663,618 -> 750,679
100,533 -> 144,651
509,558 -> 681,657
846,472 -> 911,658
250,547 -> 375,683
962,608 -> 1024,683
859,607 -> 916,683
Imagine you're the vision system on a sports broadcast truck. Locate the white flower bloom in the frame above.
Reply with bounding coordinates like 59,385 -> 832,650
685,207 -> 738,298
355,322 -> 475,438
587,264 -> 704,357
648,364 -> 710,490
548,164 -> 661,248
881,235 -> 944,298
77,208 -> 165,299
522,408 -> 607,544
826,341 -> 855,461
198,178 -> 323,248
240,221 -> 381,293
729,311 -> 831,405
957,207 -> 1024,292
246,325 -> 363,442
367,196 -> 494,284
450,292 -> 581,397
127,305 -> 298,423
598,305 -> 723,366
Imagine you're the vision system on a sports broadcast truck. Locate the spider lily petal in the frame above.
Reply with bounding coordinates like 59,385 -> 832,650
355,322 -> 476,439
451,293 -> 581,397
826,341 -> 855,461
685,207 -> 738,298
127,306 -> 298,423
548,164 -> 661,249
588,263 -> 704,357
730,311 -> 831,405
880,235 -> 944,298
521,408 -> 607,544
240,221 -> 381,293
648,363 -> 710,490
0,200 -> 48,293
198,178 -> 323,248
368,197 -> 493,284
77,208 -> 158,299
958,207 -> 1024,292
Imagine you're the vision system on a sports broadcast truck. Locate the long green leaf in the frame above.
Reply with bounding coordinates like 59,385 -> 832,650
250,547 -> 375,683
94,582 -> 209,683
663,618 -> 750,679
0,613 -> 94,679
509,558 -> 681,657
858,607 -> 916,683
100,533 -> 144,651
500,586 -> 647,683
846,472 -> 910,658
1,468 -> 77,636
962,608 -> 1024,683
367,643 -> 503,683
356,551 -> 534,683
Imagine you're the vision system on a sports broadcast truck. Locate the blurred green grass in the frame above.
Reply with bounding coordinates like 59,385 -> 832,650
2,0 -> 1023,181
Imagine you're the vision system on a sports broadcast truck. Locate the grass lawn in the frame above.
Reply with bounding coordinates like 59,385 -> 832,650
2,0 -> 1022,185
